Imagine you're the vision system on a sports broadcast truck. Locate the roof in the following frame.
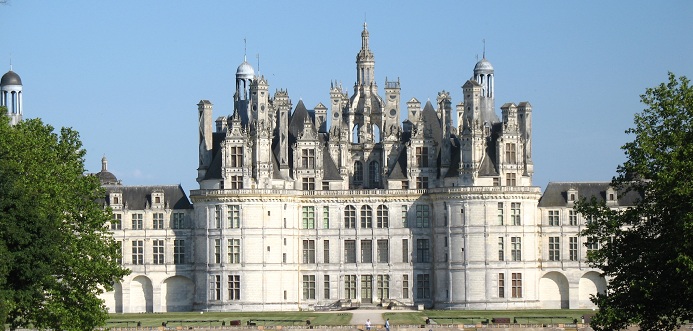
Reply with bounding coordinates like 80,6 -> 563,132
322,144 -> 342,181
538,182 -> 643,207
103,184 -> 193,210
1,70 -> 22,86
236,61 -> 254,79
474,58 -> 494,73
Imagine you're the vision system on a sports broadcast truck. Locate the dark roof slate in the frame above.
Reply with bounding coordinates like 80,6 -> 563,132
538,182 -> 642,207
103,184 -> 193,210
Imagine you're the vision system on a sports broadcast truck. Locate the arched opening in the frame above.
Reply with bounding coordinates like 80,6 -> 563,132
354,161 -> 363,184
539,271 -> 569,309
352,124 -> 360,143
579,271 -> 606,309
130,276 -> 154,313
162,276 -> 195,312
369,161 -> 380,187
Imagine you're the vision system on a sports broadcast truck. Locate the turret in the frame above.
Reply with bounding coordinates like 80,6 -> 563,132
1,68 -> 23,125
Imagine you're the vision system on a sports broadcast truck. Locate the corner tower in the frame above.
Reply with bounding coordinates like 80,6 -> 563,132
1,68 -> 23,125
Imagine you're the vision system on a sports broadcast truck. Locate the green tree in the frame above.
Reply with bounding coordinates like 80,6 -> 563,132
0,110 -> 129,331
577,73 -> 693,331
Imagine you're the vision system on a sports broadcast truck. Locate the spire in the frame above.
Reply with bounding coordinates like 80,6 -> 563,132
101,155 -> 108,172
361,22 -> 369,51
482,38 -> 486,59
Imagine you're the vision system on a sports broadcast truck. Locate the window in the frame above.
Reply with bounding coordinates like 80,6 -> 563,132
153,240 -> 164,264
111,213 -> 122,230
302,206 -> 315,229
498,273 -> 505,298
402,180 -> 409,189
416,147 -> 429,167
511,273 -> 522,298
303,275 -> 316,299
416,176 -> 429,189
302,177 -> 315,190
132,240 -> 143,265
497,202 -> 504,225
344,240 -> 356,263
416,239 -> 430,263
172,212 -> 185,229
376,205 -> 389,228
174,239 -> 185,264
402,274 -> 410,299
155,196 -> 161,204
322,181 -> 329,190
354,162 -> 363,183
511,203 -> 521,225
377,239 -> 388,263
505,143 -> 516,164
303,240 -> 316,264
324,275 -> 330,299
511,237 -> 521,261
377,275 -> 390,300
361,205 -> 373,228
153,213 -> 164,229
323,240 -> 330,263
214,239 -> 221,264
301,148 -> 315,168
549,236 -> 560,261
401,205 -> 408,227
402,239 -> 409,263
506,172 -> 516,186
416,274 -> 430,299
344,275 -> 357,299
569,210 -> 578,226
548,210 -> 560,226
416,205 -> 430,228
115,241 -> 122,264
131,213 -> 143,230
361,275 -> 373,302
323,207 -> 330,228
369,161 -> 380,186
498,237 -> 504,261
569,237 -> 578,261
493,177 -> 500,186
230,175 -> 243,189
586,237 -> 599,253
230,146 -> 243,167
228,205 -> 240,228
361,240 -> 373,263
228,275 -> 240,300
214,206 -> 222,228
210,275 -> 221,300
344,205 -> 356,228
228,239 -> 240,264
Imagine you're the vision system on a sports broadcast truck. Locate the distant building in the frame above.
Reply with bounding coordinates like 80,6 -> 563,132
1,67 -> 23,125
98,25 -> 632,313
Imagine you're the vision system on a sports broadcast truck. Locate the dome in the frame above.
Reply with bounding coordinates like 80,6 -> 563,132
236,61 -> 255,80
1,70 -> 22,86
96,156 -> 119,185
473,58 -> 494,73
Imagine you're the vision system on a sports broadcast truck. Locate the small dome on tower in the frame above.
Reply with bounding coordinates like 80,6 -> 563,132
96,156 -> 119,185
236,61 -> 255,80
1,70 -> 22,86
473,58 -> 494,73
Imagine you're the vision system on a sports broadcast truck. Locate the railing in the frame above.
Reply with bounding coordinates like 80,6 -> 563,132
190,186 -> 540,198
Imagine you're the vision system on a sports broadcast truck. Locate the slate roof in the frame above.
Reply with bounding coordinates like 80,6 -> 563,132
538,182 -> 643,207
322,144 -> 342,181
103,184 -> 193,210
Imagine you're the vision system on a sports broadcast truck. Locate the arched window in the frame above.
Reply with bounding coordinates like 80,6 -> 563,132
361,205 -> 373,228
369,161 -> 380,186
377,205 -> 389,228
344,205 -> 356,228
354,161 -> 363,183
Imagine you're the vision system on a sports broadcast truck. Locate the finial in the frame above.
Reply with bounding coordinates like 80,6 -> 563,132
244,38 -> 247,62
256,53 -> 260,73
482,38 -> 486,59
9,54 -> 12,71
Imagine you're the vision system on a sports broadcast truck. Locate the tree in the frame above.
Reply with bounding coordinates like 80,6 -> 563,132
0,110 -> 129,331
577,73 -> 693,331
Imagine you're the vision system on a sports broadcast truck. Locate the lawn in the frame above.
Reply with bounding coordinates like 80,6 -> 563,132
108,311 -> 352,328
384,309 -> 596,326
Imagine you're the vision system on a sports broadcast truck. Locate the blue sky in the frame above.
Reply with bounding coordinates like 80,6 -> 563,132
2,1 -> 692,193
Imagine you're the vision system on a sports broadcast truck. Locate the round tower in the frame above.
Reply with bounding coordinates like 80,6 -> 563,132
1,68 -> 23,125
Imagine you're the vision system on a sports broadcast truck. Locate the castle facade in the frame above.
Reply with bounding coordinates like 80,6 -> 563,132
96,25 -> 632,313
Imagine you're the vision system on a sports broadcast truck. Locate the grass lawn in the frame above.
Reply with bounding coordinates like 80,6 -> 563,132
108,311 -> 352,328
384,309 -> 596,326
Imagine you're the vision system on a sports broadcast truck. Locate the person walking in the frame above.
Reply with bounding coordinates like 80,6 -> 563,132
366,319 -> 371,331
385,319 -> 390,331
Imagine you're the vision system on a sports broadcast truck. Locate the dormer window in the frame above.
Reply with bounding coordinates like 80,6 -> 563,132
606,187 -> 617,204
151,192 -> 165,208
567,188 -> 578,206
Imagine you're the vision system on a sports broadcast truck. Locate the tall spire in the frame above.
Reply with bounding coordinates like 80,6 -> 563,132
361,22 -> 369,51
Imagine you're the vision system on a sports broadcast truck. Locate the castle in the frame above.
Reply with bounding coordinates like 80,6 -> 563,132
2,25 -> 634,313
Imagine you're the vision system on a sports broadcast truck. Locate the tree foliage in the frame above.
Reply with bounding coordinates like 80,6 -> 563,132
0,110 -> 129,331
577,73 -> 693,331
